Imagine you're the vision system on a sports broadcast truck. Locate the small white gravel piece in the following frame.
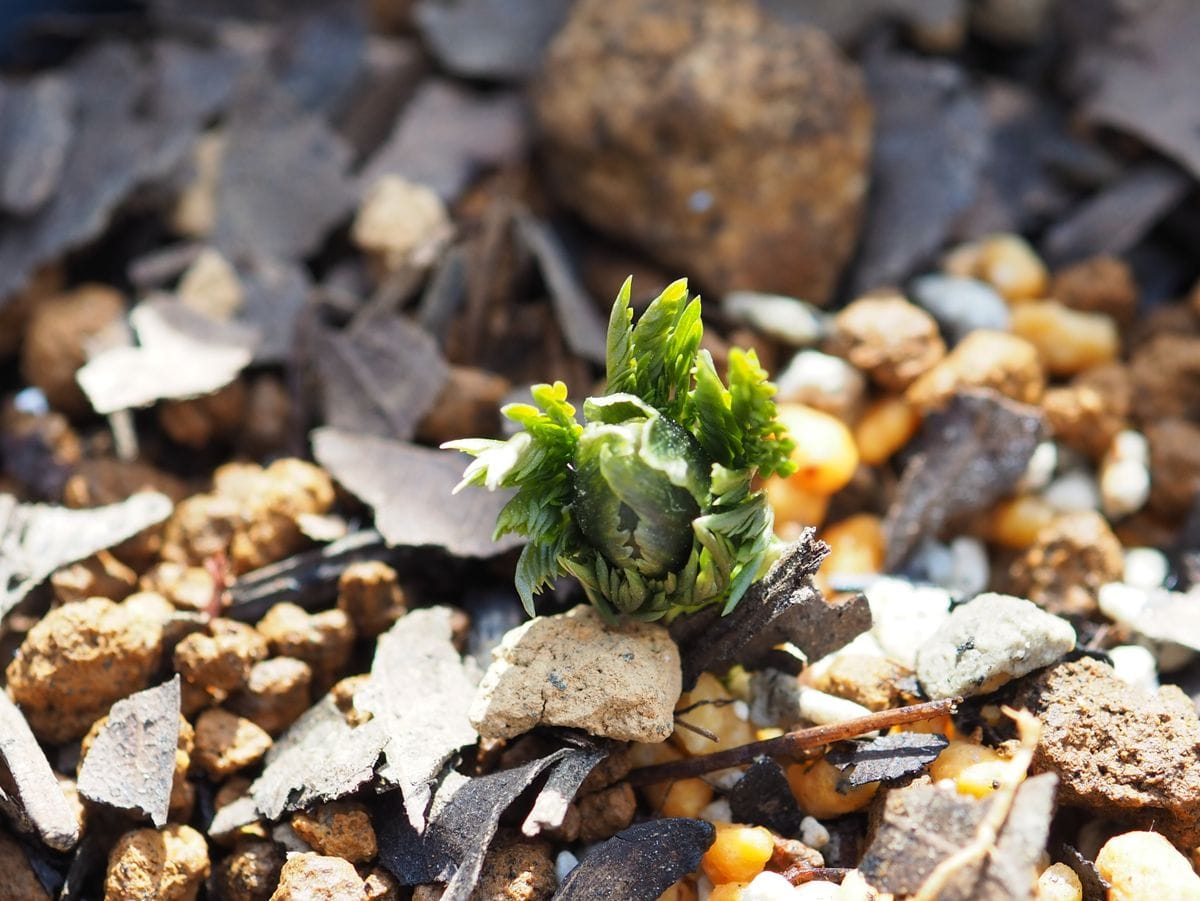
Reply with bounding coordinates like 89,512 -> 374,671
699,798 -> 732,824
555,850 -> 578,883
1123,548 -> 1168,590
800,816 -> 830,849
1107,645 -> 1159,692
774,350 -> 866,420
723,292 -> 826,346
792,880 -> 841,900
1100,458 -> 1150,518
1043,470 -> 1101,513
743,870 -> 804,901
1017,441 -> 1058,493
797,687 -> 873,727
865,578 -> 952,669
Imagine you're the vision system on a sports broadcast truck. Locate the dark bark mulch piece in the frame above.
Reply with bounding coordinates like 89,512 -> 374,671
0,691 -> 80,852
728,756 -> 803,835
825,732 -> 949,789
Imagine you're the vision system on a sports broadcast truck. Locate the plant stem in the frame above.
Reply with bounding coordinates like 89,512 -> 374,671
627,697 -> 960,785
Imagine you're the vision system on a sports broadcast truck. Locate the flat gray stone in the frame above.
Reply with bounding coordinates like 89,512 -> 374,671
909,275 -> 1011,345
916,593 -> 1075,699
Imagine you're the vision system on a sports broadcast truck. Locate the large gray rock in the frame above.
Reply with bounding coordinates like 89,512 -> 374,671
916,593 -> 1075,699
470,605 -> 682,742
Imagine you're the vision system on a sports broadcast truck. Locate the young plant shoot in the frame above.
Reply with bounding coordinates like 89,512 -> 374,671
445,278 -> 796,621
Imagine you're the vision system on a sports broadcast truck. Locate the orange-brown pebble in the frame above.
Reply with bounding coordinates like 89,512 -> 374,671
1129,333 -> 1200,424
337,561 -> 406,638
140,562 -> 219,613
809,654 -> 910,712
213,839 -> 284,901
658,777 -> 714,819
1042,384 -> 1126,459
577,782 -> 637,842
5,597 -> 163,743
1008,511 -> 1124,616
0,828 -> 51,900
193,709 -> 273,779
159,381 -> 248,449
268,853 -> 366,901
906,330 -> 1044,412
1050,254 -> 1138,324
174,619 -> 269,695
701,823 -> 774,885
290,801 -> 377,863
776,403 -> 859,496
104,824 -> 210,901
769,835 -> 824,872
20,283 -> 125,415
671,673 -> 755,756
472,833 -> 557,901
1011,301 -> 1119,376
763,475 -> 830,537
787,758 -> 878,818
985,494 -> 1059,549
1146,418 -> 1200,519
825,294 -> 946,391
50,551 -> 137,605
362,867 -> 402,901
818,515 -> 885,588
853,396 -> 921,465
944,234 -> 1047,303
256,603 -> 356,692
416,365 -> 512,445
162,492 -> 242,566
227,657 -> 313,735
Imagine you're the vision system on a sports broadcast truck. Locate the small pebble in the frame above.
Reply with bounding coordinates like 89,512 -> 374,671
555,849 -> 579,883
908,274 -> 1011,344
792,882 -> 839,901
799,816 -> 829,849
1035,861 -> 1083,901
948,537 -> 990,599
1107,645 -> 1159,692
700,798 -> 733,824
742,870 -> 803,900
774,350 -> 866,422
723,292 -> 826,346
1042,470 -> 1101,513
1100,457 -> 1150,518
1017,441 -> 1057,493
1095,831 -> 1200,900
797,687 -> 873,728
864,578 -> 952,669
1097,582 -> 1148,629
1122,548 -> 1169,592
916,593 -> 1076,699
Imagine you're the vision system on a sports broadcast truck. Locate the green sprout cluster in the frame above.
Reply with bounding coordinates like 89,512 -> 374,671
445,278 -> 796,621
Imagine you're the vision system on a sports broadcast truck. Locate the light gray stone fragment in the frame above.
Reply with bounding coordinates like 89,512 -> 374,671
916,593 -> 1075,699
909,274 -> 1011,345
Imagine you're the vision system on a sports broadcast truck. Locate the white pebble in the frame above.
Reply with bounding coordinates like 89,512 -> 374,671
723,292 -> 827,346
743,870 -> 804,901
775,350 -> 866,420
703,767 -> 745,793
1100,458 -> 1150,518
699,798 -> 733,824
1123,547 -> 1169,590
271,822 -> 312,854
1110,429 -> 1149,465
1017,441 -> 1058,492
1043,470 -> 1101,513
733,700 -> 751,722
948,536 -> 990,599
865,578 -> 952,668
800,815 -> 830,849
1108,645 -> 1159,692
1098,582 -> 1149,628
793,881 -> 841,900
798,687 -> 873,728
555,850 -> 579,883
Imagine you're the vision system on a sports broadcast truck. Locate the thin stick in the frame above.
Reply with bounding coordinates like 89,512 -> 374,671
628,697 -> 959,785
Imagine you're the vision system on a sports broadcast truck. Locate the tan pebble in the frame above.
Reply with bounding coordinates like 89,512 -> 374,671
159,380 -> 248,450
162,492 -> 242,566
290,801 -> 377,863
0,828 -> 51,900
906,329 -> 1044,413
177,247 -> 243,320
825,294 -> 946,391
256,603 -> 355,692
1129,332 -> 1200,423
20,283 -> 125,415
51,551 -> 137,605
672,672 -> 755,756
853,395 -> 921,466
139,562 -> 218,613
472,833 -> 556,901
809,654 -> 909,712
1042,384 -> 1125,459
268,853 -> 367,901
227,657 -> 313,735
362,867 -> 402,901
193,708 -> 273,778
577,782 -> 637,843
1011,301 -> 1119,376
353,175 -> 453,273
1008,511 -> 1123,616
1050,254 -> 1138,324
945,233 -> 1047,303
1095,831 -> 1200,900
787,758 -> 877,818
104,824 -> 210,901
337,561 -> 406,638
213,839 -> 283,901
172,130 -> 224,238
175,619 -> 268,695
1146,418 -> 1200,519
1035,861 -> 1082,901
5,597 -> 163,743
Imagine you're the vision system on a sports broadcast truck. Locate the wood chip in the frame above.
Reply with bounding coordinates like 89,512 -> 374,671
77,676 -> 181,828
552,818 -> 716,901
355,607 -> 481,830
76,296 -> 258,414
0,691 -> 79,851
669,531 -> 871,689
825,732 -> 949,789
311,427 -> 524,558
728,757 -> 803,835
521,743 -> 609,837
884,390 -> 1044,571
0,491 -> 173,622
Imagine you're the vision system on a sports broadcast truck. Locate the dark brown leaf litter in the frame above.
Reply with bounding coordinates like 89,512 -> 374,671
315,314 -> 449,442
311,426 -> 524,558
860,773 -> 1057,900
0,491 -> 173,622
77,676 -> 181,828
375,749 -> 570,895
728,757 -> 802,835
354,607 -> 481,830
76,296 -> 258,414
552,818 -> 716,901
825,732 -> 949,790
521,740 -> 608,837
670,530 -> 871,689
1012,656 -> 1200,848
250,694 -> 387,822
884,390 -> 1045,570
0,691 -> 79,851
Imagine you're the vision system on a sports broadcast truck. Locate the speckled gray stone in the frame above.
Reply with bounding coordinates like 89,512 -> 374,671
916,593 -> 1075,699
